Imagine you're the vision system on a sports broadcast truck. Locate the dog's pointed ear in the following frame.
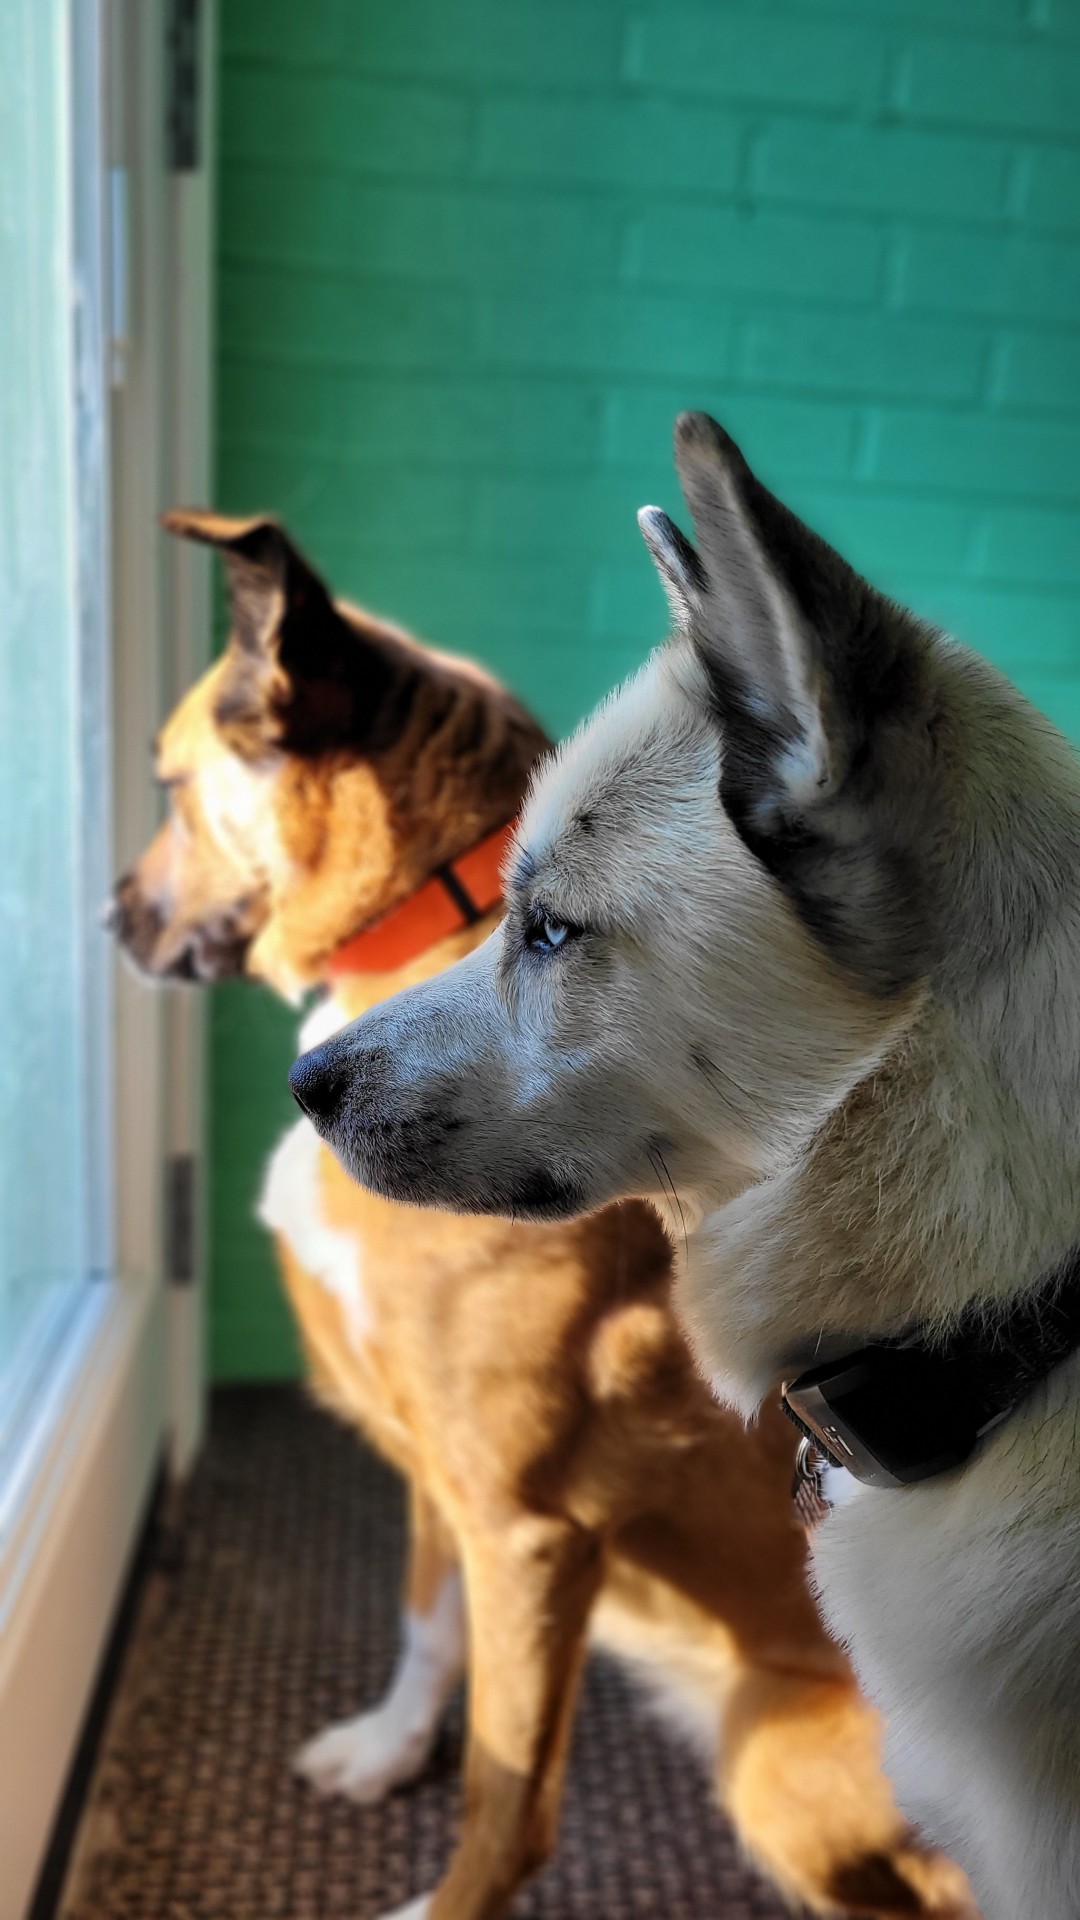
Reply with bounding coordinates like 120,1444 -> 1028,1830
162,508 -> 390,753
161,509 -> 333,663
637,506 -> 706,629
645,417 -> 933,995
668,411 -> 885,810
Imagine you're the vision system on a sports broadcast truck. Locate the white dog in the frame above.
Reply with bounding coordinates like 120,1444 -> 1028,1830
291,413 -> 1080,1920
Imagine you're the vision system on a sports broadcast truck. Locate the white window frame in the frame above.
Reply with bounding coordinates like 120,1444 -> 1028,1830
0,6 -> 215,1914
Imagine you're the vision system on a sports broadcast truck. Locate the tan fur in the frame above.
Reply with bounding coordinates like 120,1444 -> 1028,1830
113,517 -> 975,1920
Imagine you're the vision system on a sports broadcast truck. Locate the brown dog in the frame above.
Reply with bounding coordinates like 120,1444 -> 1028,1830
111,511 -> 974,1920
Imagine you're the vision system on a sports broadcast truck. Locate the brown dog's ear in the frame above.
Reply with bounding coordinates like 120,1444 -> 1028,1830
161,508 -> 334,662
162,507 -> 395,754
160,507 -> 279,547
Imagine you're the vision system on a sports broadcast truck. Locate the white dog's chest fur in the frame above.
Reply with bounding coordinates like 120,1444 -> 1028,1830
811,1360 -> 1080,1919
257,995 -> 371,1353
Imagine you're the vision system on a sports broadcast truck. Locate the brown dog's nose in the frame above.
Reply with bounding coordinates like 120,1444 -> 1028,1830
107,872 -> 164,959
288,1043 -> 349,1125
104,872 -> 139,936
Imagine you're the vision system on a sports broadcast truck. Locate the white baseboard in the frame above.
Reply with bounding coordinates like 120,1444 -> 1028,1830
0,1276 -> 165,1920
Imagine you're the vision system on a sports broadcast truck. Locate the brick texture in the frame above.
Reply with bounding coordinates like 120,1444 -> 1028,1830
213,0 -> 1080,1380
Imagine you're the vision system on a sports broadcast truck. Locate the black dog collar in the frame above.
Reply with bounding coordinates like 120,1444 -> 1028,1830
782,1244 -> 1080,1489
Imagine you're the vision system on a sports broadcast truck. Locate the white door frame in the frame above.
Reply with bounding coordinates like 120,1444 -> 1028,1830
0,5 -> 215,1914
109,0 -> 217,1478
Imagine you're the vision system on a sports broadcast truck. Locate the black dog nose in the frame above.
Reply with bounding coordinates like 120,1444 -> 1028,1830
288,1042 -> 349,1125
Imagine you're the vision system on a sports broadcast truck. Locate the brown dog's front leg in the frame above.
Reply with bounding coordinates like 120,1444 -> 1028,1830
296,1481 -> 464,1805
403,1513 -> 603,1920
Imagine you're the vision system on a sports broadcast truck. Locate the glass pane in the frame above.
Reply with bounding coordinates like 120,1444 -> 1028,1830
0,0 -> 111,1486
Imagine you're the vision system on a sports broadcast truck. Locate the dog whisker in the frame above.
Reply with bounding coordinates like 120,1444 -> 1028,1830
647,1141 -> 688,1263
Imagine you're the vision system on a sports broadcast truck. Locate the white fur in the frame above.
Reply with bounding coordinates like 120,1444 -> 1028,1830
258,1114 -> 371,1352
196,747 -> 285,872
298,990 -> 352,1055
820,1464 -> 860,1510
590,1598 -> 726,1769
295,1571 -> 465,1803
379,1897 -> 431,1920
814,1378 -> 1080,1914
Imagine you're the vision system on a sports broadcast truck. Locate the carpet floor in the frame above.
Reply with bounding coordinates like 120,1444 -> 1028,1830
60,1385 -> 803,1920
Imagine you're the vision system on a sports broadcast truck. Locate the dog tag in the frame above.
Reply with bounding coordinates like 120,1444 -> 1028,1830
792,1435 -> 831,1529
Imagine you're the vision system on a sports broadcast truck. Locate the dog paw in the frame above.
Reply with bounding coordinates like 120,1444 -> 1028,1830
293,1710 -> 433,1804
829,1838 -> 980,1919
892,1844 -> 981,1918
378,1897 -> 432,1920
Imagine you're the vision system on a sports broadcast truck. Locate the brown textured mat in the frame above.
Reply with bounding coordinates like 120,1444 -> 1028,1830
61,1386 -> 797,1920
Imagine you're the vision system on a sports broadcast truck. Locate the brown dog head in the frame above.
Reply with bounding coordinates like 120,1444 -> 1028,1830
110,511 -> 547,998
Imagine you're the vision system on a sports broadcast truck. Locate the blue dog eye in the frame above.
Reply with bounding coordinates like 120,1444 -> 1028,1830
527,915 -> 572,953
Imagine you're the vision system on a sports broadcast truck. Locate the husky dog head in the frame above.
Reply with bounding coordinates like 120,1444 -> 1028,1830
293,416 -> 1080,1405
110,511 -> 543,999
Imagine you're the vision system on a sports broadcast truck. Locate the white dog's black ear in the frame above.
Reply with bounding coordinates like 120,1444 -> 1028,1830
637,506 -> 706,628
669,411 -> 887,811
656,414 -> 934,995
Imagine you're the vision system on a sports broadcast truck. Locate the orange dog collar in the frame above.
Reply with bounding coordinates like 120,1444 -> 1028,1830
327,820 -> 516,978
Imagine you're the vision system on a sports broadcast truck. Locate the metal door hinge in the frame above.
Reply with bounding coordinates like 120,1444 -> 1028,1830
166,0 -> 202,172
165,1153 -> 197,1284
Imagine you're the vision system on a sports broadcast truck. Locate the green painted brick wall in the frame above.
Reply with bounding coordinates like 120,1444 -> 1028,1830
211,0 -> 1080,1380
